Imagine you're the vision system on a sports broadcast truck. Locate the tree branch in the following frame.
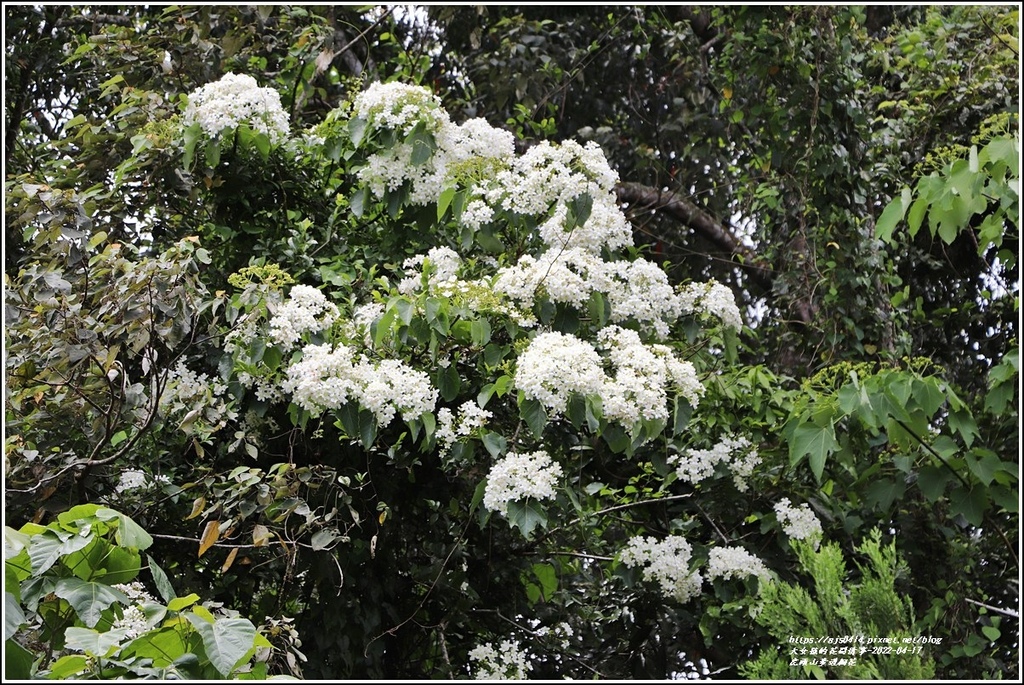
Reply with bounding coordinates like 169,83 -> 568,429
615,181 -> 772,286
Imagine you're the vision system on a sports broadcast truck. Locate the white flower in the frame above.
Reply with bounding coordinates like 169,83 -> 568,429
353,81 -> 448,135
280,343 -> 437,425
706,546 -> 772,582
468,639 -> 532,680
669,435 -> 756,489
774,497 -> 823,547
115,470 -> 170,494
514,332 -> 605,414
184,73 -> 289,144
678,280 -> 743,330
483,450 -> 563,515
597,326 -> 704,428
268,284 -> 339,351
398,246 -> 462,295
620,535 -> 702,602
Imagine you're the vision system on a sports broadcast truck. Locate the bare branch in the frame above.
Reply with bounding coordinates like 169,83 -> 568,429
615,181 -> 772,287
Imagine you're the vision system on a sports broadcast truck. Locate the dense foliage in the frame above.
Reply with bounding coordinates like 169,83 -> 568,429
4,5 -> 1018,680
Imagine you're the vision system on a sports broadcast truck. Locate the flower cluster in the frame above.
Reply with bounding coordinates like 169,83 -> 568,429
353,82 -> 514,206
269,284 -> 340,351
158,359 -> 236,437
620,535 -> 703,602
398,246 -> 463,295
353,81 -> 448,136
599,326 -> 703,423
513,328 -> 702,431
467,639 -> 532,680
514,332 -> 606,414
494,249 -> 685,338
483,450 -> 564,515
774,497 -> 823,547
678,280 -> 743,330
706,546 -> 773,582
111,582 -> 160,642
281,343 -> 437,425
183,73 -> 290,144
669,435 -> 759,491
114,469 -> 171,494
436,401 -> 493,454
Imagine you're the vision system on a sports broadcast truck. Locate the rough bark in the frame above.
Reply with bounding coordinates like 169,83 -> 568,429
615,181 -> 772,287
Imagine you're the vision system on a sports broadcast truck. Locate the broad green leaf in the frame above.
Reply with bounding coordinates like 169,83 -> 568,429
864,478 -> 905,512
916,465 -> 952,502
520,398 -> 547,439
348,116 -> 367,147
438,364 -> 461,402
5,593 -> 25,640
5,638 -> 36,680
949,486 -> 988,527
95,509 -> 153,550
789,422 -> 840,480
531,563 -> 558,601
310,528 -> 340,551
437,186 -> 456,221
185,614 -> 257,677
875,192 -> 908,243
506,499 -> 547,539
54,577 -> 127,628
350,185 -> 370,218
965,449 -> 1002,487
167,593 -> 200,612
64,626 -> 128,657
481,431 -> 507,458
28,529 -> 93,575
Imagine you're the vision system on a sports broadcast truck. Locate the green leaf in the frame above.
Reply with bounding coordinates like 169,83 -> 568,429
949,486 -> 988,527
95,509 -> 153,550
28,529 -> 93,575
5,638 -> 36,680
310,529 -> 340,551
5,593 -> 25,641
965,449 -> 1002,487
916,466 -> 952,503
185,614 -> 257,677
54,577 -> 127,628
531,562 -> 558,601
506,500 -> 547,539
864,478 -> 905,512
789,422 -> 840,480
167,593 -> 200,612
437,186 -> 457,221
350,185 -> 370,218
520,398 -> 547,439
438,364 -> 461,402
481,431 -> 507,458
64,626 -> 127,657
982,625 -> 1001,642
348,116 -> 368,147
875,191 -> 908,243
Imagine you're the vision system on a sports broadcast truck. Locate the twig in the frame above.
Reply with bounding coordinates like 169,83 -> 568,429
965,597 -> 1019,619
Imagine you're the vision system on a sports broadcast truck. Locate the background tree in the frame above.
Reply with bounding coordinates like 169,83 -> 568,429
5,4 -> 1018,679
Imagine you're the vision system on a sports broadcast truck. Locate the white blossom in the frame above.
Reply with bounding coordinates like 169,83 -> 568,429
669,435 -> 756,489
706,546 -> 773,582
597,326 -> 704,427
468,639 -> 532,680
184,73 -> 289,144
514,332 -> 605,414
483,450 -> 563,515
280,343 -> 437,425
398,246 -> 462,295
620,535 -> 702,602
268,284 -> 339,351
775,497 -> 823,547
678,280 -> 743,330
